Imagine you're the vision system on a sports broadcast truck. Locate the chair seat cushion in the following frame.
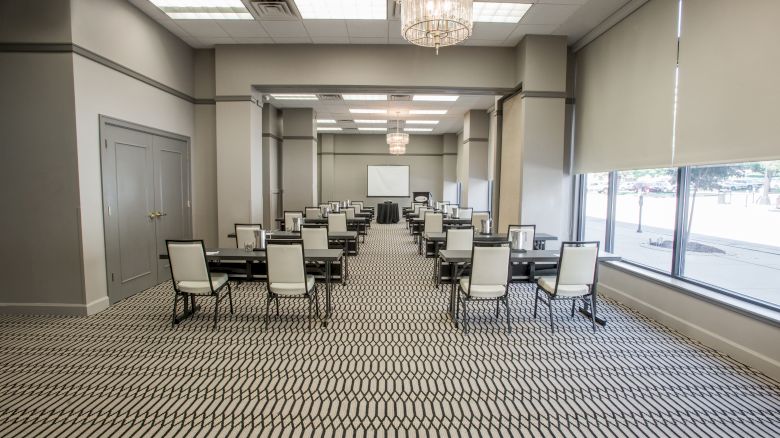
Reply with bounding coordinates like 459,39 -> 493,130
459,278 -> 505,298
177,273 -> 228,295
270,275 -> 316,296
537,276 -> 590,297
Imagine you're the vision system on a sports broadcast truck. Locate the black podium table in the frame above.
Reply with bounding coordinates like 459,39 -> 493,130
377,202 -> 400,224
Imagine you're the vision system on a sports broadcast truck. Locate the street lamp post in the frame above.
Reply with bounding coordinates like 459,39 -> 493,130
637,191 -> 644,233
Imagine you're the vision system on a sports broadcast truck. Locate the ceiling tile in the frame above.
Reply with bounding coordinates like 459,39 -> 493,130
262,20 -> 309,37
303,20 -> 349,36
521,4 -> 581,26
349,36 -> 389,44
347,20 -> 388,38
471,23 -> 517,40
272,36 -> 314,44
311,36 -> 350,44
175,20 -> 230,37
233,37 -> 275,44
215,20 -> 268,37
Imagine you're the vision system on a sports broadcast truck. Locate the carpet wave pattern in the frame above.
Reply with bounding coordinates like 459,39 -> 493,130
0,223 -> 779,436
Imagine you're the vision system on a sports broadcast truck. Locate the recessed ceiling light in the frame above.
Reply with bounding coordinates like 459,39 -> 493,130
270,94 -> 318,100
358,127 -> 387,131
350,109 -> 387,114
355,120 -> 387,124
317,127 -> 342,131
150,0 -> 253,19
317,119 -> 337,124
293,0 -> 386,20
405,120 -> 439,125
412,95 -> 459,102
473,2 -> 532,23
410,109 -> 447,115
342,94 -> 388,101
405,128 -> 433,132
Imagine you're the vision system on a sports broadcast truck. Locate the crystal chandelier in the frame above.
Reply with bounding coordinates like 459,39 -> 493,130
399,0 -> 473,55
387,114 -> 409,155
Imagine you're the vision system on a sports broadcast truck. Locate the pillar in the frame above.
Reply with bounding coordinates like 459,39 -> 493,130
282,108 -> 318,211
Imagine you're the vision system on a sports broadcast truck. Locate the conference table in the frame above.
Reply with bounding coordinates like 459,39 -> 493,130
276,216 -> 369,238
160,248 -> 343,327
438,249 -> 621,327
376,202 -> 400,224
422,231 -> 558,254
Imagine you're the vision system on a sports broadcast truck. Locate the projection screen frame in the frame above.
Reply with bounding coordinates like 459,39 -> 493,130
366,164 -> 411,198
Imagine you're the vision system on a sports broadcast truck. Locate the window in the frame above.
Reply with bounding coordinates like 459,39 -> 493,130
613,168 -> 677,272
578,160 -> 780,311
583,172 -> 609,247
681,161 -> 780,307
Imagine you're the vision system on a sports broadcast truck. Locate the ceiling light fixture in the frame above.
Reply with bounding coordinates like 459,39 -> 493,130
270,94 -> 318,100
317,127 -> 342,131
387,112 -> 409,155
355,120 -> 388,124
405,120 -> 439,125
350,109 -> 387,114
151,0 -> 253,19
294,0 -> 386,19
413,95 -> 459,102
342,94 -> 388,101
317,119 -> 337,124
473,2 -> 532,23
359,127 -> 388,131
405,128 -> 433,132
399,0 -> 474,55
410,109 -> 447,115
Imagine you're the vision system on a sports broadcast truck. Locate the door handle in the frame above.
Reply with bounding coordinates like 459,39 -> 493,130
148,212 -> 158,219
158,212 -> 167,217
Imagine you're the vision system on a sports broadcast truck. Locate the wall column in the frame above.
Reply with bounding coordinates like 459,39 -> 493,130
282,108 -> 318,211
463,110 -> 490,211
319,134 -> 335,203
262,104 -> 282,228
442,134 -> 458,203
215,95 -> 263,247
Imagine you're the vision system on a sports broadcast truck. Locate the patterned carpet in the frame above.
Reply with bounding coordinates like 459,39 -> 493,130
1,223 -> 779,436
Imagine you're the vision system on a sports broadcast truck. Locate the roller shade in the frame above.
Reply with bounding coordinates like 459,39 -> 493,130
674,0 -> 780,166
573,0 -> 679,174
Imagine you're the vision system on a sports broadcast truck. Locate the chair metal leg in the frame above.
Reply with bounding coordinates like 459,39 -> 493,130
570,299 -> 576,318
265,294 -> 271,327
548,298 -> 554,333
213,295 -> 219,330
227,283 -> 234,314
495,299 -> 500,319
462,298 -> 469,334
275,297 -> 280,316
171,293 -> 178,328
590,294 -> 597,333
505,296 -> 511,334
533,287 -> 540,319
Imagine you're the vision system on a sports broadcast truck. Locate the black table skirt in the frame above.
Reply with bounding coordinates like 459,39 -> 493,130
376,202 -> 400,224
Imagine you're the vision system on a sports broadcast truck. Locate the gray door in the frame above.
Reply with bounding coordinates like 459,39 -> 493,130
101,118 -> 191,304
153,135 -> 191,282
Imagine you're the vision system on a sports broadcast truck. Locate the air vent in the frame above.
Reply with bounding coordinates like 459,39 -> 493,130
317,94 -> 343,101
250,1 -> 300,20
390,94 -> 413,101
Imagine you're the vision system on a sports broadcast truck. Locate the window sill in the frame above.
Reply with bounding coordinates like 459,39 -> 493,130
601,261 -> 780,328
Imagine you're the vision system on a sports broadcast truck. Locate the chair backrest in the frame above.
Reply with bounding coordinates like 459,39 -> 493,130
413,204 -> 422,216
305,207 -> 321,219
166,240 -> 211,289
352,201 -> 363,212
424,212 -> 443,233
445,227 -> 474,250
459,207 -> 473,219
556,242 -> 600,287
329,201 -> 340,212
267,243 -> 306,285
301,226 -> 329,250
508,224 -> 536,251
344,207 -> 356,219
418,207 -> 431,218
235,223 -> 262,249
472,211 -> 490,231
284,211 -> 303,231
328,213 -> 347,232
469,243 -> 510,288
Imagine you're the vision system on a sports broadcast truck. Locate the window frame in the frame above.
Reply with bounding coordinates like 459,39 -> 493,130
577,166 -> 780,312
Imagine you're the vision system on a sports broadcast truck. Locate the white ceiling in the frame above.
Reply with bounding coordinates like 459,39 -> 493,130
266,93 -> 497,135
130,0 -> 631,48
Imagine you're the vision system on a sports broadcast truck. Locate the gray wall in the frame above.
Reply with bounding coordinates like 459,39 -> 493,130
319,134 -> 444,208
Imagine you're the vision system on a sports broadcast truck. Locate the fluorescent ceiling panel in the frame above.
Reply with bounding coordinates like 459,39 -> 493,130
410,109 -> 447,115
358,127 -> 387,131
271,94 -> 318,100
413,95 -> 459,102
151,0 -> 252,19
405,120 -> 439,125
350,109 -> 387,114
317,119 -> 337,124
405,128 -> 433,132
317,127 -> 342,131
473,2 -> 532,23
294,0 -> 386,20
355,119 -> 388,124
342,94 -> 388,101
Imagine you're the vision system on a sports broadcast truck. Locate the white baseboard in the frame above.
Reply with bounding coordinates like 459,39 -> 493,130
0,296 -> 110,317
600,282 -> 780,382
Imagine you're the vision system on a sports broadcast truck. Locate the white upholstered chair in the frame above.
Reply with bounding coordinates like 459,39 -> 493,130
458,207 -> 473,219
166,240 -> 233,330
305,207 -> 321,220
534,241 -> 600,332
344,207 -> 356,220
301,226 -> 329,250
458,243 -> 511,334
471,211 -> 490,233
234,224 -> 262,249
265,242 -> 318,327
284,211 -> 303,232
436,226 -> 475,287
328,213 -> 347,233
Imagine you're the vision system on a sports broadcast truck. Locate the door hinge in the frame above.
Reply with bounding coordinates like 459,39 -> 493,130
187,200 -> 191,208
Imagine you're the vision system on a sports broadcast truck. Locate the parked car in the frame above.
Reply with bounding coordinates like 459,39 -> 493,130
719,178 -> 764,191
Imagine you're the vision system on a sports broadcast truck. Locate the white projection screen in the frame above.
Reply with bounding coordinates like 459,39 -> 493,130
367,165 -> 410,197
